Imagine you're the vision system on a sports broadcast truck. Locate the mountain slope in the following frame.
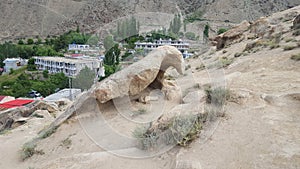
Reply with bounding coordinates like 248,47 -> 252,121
1,0 -> 300,41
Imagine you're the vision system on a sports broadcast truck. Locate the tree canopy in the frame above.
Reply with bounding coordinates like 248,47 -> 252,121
72,66 -> 96,91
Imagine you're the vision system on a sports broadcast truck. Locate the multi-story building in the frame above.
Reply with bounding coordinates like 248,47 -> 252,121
135,38 -> 189,52
34,56 -> 105,77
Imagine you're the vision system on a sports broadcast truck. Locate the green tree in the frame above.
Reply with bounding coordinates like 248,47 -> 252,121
185,32 -> 196,40
27,58 -> 37,71
72,66 -> 96,91
100,64 -> 120,80
169,14 -> 181,34
36,38 -> 42,45
18,40 -> 24,45
104,44 -> 120,65
76,25 -> 80,33
203,24 -> 210,38
218,28 -> 228,35
27,39 -> 34,45
43,70 -> 49,78
49,72 -> 68,89
86,35 -> 99,46
103,35 -> 115,51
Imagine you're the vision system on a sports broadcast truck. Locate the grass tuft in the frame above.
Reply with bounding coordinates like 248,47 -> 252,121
21,141 -> 44,160
291,53 -> 300,61
38,126 -> 58,139
205,87 -> 230,106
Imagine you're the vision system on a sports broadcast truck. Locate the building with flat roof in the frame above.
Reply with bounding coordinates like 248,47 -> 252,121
68,44 -> 90,51
3,58 -> 27,73
135,38 -> 189,52
34,56 -> 105,77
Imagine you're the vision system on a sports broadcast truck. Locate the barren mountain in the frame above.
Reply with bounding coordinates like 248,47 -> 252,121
0,0 -> 300,41
0,5 -> 300,169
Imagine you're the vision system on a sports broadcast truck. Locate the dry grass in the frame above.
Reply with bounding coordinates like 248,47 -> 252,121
205,87 -> 230,106
195,64 -> 205,71
60,137 -> 72,149
283,45 -> 297,51
38,126 -> 58,139
132,114 -> 206,150
21,141 -> 44,160
220,57 -> 234,68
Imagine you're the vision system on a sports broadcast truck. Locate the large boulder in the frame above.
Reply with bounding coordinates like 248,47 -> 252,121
46,46 -> 185,128
250,17 -> 270,38
93,46 -> 185,103
214,21 -> 250,50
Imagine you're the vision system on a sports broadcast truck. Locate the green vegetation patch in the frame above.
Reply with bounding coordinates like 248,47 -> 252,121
133,113 -> 206,150
21,141 -> 44,161
291,53 -> 300,61
205,86 -> 230,107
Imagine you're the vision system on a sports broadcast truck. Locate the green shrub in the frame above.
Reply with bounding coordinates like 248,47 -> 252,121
220,57 -> 234,68
217,28 -> 228,35
269,43 -> 280,49
21,142 -> 44,160
234,52 -> 243,57
27,39 -> 34,45
169,115 -> 202,146
185,32 -> 196,40
42,70 -> 49,78
195,64 -> 205,71
9,68 -> 14,75
132,114 -> 206,149
283,45 -> 297,51
21,142 -> 36,160
205,87 -> 230,106
291,53 -> 300,61
132,125 -> 158,150
285,38 -> 294,42
38,126 -> 58,139
18,40 -> 24,45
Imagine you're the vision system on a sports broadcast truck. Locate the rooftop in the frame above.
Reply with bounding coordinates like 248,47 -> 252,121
35,56 -> 100,64
44,88 -> 82,101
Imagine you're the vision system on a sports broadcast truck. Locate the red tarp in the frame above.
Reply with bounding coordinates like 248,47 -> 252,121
0,99 -> 33,109
0,96 -> 5,102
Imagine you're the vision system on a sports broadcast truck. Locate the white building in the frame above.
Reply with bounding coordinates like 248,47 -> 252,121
135,38 -> 189,51
34,56 -> 105,77
68,44 -> 90,51
44,88 -> 82,101
3,58 -> 27,73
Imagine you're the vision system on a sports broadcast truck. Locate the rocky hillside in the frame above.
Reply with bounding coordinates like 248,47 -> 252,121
0,0 -> 300,41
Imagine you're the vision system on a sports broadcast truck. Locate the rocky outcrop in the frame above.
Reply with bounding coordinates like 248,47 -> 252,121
48,46 -> 184,129
250,17 -> 270,38
0,100 -> 60,131
93,46 -> 184,103
213,21 -> 250,50
293,14 -> 300,29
